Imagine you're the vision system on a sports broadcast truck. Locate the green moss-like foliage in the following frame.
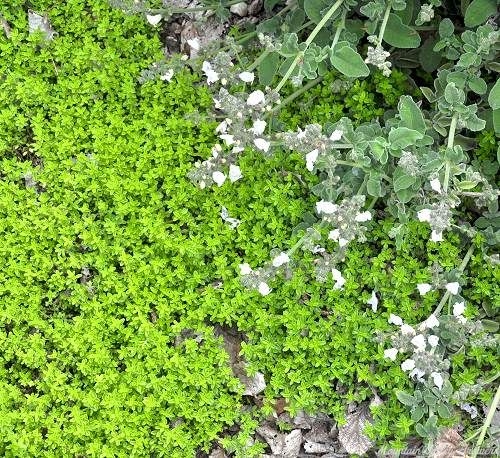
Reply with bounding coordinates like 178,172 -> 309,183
0,1 -> 498,456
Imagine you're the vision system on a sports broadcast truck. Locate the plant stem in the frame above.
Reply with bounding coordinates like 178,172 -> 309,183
270,77 -> 323,114
151,0 -> 243,14
470,383 -> 500,458
433,244 -> 474,316
247,50 -> 270,72
377,0 -> 392,45
330,10 -> 346,51
444,113 -> 458,193
275,0 -> 344,92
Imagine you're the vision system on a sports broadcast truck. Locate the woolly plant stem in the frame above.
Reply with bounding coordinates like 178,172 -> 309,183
470,383 -> 500,458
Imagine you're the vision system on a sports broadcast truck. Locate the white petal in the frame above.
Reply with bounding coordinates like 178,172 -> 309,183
239,263 -> 252,275
367,291 -> 378,312
410,368 -> 426,381
316,200 -> 338,214
219,134 -> 235,146
246,90 -> 265,106
430,178 -> 442,193
238,71 -> 255,83
330,129 -> 343,141
202,61 -> 219,84
212,171 -> 226,186
228,164 -> 243,182
384,348 -> 398,361
187,38 -> 200,50
401,359 -> 415,371
445,282 -> 460,295
272,252 -> 290,267
215,120 -> 228,134
424,314 -> 440,329
411,334 -> 426,351
146,14 -> 162,26
355,211 -> 372,222
428,335 -> 439,347
251,119 -> 266,136
305,149 -> 319,172
417,209 -> 432,222
160,69 -> 174,81
258,282 -> 271,296
400,324 -> 415,335
328,229 -> 340,240
339,238 -> 349,247
431,372 -> 444,390
331,268 -> 346,289
453,301 -> 465,316
296,128 -> 306,140
417,283 -> 432,295
388,314 -> 403,326
431,230 -> 443,242
253,138 -> 270,152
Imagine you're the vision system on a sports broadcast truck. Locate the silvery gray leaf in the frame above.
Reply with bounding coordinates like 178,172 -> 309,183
28,10 -> 58,40
338,405 -> 374,455
221,206 -> 241,229
256,425 -> 285,455
1,16 -> 11,38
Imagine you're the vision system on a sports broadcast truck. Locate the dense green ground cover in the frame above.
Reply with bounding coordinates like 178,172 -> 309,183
0,1 -> 498,456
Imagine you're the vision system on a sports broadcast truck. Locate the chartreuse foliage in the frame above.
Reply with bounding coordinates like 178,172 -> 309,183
0,0 -> 499,457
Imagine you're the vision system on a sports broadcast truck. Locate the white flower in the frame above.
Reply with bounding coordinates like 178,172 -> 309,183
430,178 -> 442,193
213,98 -> 221,109
384,348 -> 398,361
355,211 -> 372,222
401,324 -> 415,335
187,38 -> 200,50
146,14 -> 162,26
212,171 -> 226,186
401,359 -> 416,371
388,314 -> 403,326
431,372 -> 444,390
367,291 -> 378,312
160,69 -> 174,82
253,138 -> 270,152
238,71 -> 255,83
215,119 -> 231,134
316,200 -> 338,214
453,301 -> 465,316
417,209 -> 432,222
239,263 -> 252,275
330,129 -> 343,141
410,368 -> 426,381
424,314 -> 440,329
417,283 -> 432,296
202,61 -> 219,84
246,90 -> 265,106
445,282 -> 460,295
219,134 -> 235,146
258,282 -> 271,296
331,268 -> 346,290
411,334 -> 427,351
250,120 -> 266,136
428,335 -> 439,347
297,128 -> 306,140
229,164 -> 242,182
431,230 -> 443,242
305,149 -> 319,172
272,252 -> 290,267
329,229 -> 340,240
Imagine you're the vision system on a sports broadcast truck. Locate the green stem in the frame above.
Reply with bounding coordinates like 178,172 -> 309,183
331,10 -> 346,51
275,0 -> 344,92
151,0 -> 243,14
433,244 -> 474,316
377,0 -> 392,45
444,113 -> 458,194
481,372 -> 500,385
270,77 -> 323,114
470,383 -> 500,458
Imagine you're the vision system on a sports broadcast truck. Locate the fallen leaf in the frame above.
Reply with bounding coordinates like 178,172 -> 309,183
28,10 -> 57,40
338,405 -> 374,455
430,428 -> 468,458
282,429 -> 302,457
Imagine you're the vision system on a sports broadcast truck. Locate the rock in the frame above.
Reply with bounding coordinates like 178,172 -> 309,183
230,2 -> 248,17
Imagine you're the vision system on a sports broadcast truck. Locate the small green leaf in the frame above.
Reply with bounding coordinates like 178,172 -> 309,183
424,394 -> 437,406
439,18 -> 454,38
304,0 -> 329,24
367,175 -> 384,197
393,172 -> 417,192
464,0 -> 497,28
437,403 -> 452,418
258,52 -> 280,86
330,43 -> 370,78
481,319 -> 500,332
396,390 -> 416,406
415,423 -> 429,438
398,96 -> 426,133
488,80 -> 500,110
468,77 -> 487,95
389,127 -> 424,149
411,406 -> 425,423
419,37 -> 442,73
444,82 -> 465,105
384,13 -> 421,48
280,33 -> 300,57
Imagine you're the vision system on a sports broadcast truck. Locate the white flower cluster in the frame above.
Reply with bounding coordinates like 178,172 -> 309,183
416,4 -> 435,25
365,45 -> 392,77
416,200 -> 454,242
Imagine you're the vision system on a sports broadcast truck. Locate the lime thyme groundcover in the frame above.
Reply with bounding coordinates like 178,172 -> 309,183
0,1 -> 499,457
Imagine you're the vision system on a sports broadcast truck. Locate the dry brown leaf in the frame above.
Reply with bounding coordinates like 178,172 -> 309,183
338,405 -> 374,455
430,428 -> 468,458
